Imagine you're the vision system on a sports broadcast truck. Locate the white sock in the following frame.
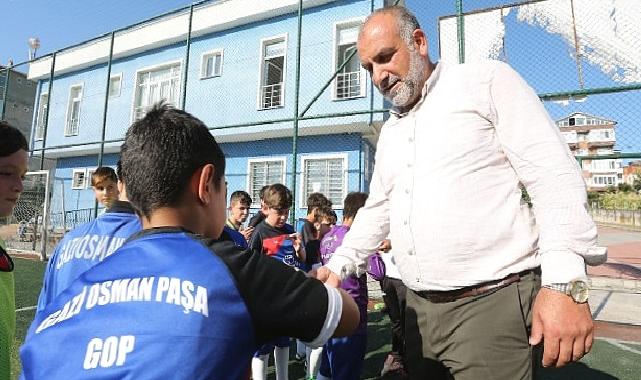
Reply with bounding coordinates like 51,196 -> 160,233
296,340 -> 306,358
251,354 -> 269,380
306,346 -> 323,378
274,346 -> 289,380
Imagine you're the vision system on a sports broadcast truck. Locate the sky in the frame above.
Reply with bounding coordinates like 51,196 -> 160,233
1,0 -> 640,152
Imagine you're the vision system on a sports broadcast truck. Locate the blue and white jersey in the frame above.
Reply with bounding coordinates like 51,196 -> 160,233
36,201 -> 141,312
21,228 -> 337,380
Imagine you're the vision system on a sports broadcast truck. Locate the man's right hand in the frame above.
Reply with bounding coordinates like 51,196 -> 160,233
312,266 -> 342,288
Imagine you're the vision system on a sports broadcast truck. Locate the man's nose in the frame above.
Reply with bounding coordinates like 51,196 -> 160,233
372,66 -> 388,90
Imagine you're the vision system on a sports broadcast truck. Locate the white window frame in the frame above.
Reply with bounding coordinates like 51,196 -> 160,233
200,49 -> 224,79
257,34 -> 288,110
85,167 -> 98,189
130,59 -> 183,123
35,92 -> 48,141
299,153 -> 348,208
332,18 -> 366,100
109,73 -> 123,98
71,168 -> 87,190
64,83 -> 84,136
246,157 -> 287,202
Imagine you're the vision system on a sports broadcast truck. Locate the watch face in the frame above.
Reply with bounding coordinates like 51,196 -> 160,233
569,280 -> 589,303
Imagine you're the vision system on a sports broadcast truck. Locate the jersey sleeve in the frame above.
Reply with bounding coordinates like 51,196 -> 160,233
205,239 -> 332,345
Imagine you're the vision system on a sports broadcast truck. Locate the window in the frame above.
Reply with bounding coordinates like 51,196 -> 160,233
301,154 -> 347,207
592,175 -> 617,186
133,62 -> 181,121
71,169 -> 87,190
35,93 -> 48,140
597,148 -> 613,155
65,84 -> 83,136
85,167 -> 98,189
248,158 -> 286,202
334,20 -> 365,99
259,36 -> 286,109
109,74 -> 122,98
201,50 -> 223,79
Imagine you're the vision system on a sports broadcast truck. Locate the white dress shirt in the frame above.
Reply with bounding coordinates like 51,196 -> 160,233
327,60 -> 606,291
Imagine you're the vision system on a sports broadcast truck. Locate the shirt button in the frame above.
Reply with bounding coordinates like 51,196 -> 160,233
403,220 -> 408,225
407,250 -> 414,255
405,189 -> 410,194
408,137 -> 414,143
407,162 -> 412,167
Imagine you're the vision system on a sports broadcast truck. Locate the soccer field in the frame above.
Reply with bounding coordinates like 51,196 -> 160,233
10,257 -> 641,380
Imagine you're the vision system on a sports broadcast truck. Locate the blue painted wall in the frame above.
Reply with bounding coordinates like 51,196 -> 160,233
49,133 -> 371,223
32,0 -> 385,150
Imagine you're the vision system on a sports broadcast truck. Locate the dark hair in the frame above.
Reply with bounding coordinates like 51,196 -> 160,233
91,166 -> 118,187
116,160 -> 122,182
315,205 -> 336,225
259,185 -> 270,201
343,192 -> 368,220
229,190 -> 252,207
306,192 -> 332,214
365,5 -> 421,47
0,121 -> 28,157
120,102 -> 226,218
263,183 -> 292,210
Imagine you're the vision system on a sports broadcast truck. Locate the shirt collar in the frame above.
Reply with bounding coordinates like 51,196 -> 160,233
390,61 -> 442,119
105,200 -> 137,215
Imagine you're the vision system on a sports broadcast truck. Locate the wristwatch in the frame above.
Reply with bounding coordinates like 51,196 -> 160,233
544,279 -> 589,303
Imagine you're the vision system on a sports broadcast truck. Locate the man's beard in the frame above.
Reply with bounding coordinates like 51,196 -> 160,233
384,49 -> 425,109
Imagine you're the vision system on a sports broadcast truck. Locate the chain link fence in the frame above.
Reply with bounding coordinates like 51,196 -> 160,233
1,0 -> 641,256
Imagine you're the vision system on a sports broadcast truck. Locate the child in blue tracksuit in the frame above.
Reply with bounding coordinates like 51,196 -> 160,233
20,104 -> 359,380
36,188 -> 141,311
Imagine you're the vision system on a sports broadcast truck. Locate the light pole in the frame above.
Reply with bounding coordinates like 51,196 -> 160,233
28,37 -> 40,60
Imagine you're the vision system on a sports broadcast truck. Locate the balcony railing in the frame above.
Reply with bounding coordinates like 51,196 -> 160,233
336,71 -> 361,99
261,83 -> 283,109
65,118 -> 79,136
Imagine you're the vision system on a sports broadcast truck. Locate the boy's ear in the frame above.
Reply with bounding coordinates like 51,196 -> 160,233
192,164 -> 216,205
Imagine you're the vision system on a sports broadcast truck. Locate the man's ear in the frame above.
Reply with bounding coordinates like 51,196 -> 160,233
193,164 -> 216,205
413,28 -> 429,58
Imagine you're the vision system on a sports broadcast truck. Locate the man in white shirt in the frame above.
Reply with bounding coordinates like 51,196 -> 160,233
317,5 -> 606,380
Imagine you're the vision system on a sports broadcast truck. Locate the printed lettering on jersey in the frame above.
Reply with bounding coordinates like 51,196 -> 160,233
35,276 -> 209,334
56,235 -> 126,270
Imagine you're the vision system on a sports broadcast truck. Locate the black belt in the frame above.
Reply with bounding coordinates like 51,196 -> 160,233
413,268 -> 539,303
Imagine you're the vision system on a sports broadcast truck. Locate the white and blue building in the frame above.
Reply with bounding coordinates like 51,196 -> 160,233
27,0 -> 397,228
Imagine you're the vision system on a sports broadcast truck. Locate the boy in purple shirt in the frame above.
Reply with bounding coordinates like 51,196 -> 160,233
318,192 -> 370,380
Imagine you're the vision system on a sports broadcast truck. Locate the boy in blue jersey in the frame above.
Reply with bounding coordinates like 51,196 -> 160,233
20,103 -> 359,380
248,183 -> 305,380
0,121 -> 28,380
318,192 -> 370,380
90,166 -> 119,211
36,161 -> 142,311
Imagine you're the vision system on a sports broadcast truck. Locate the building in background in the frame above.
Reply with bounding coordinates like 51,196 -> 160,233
557,112 -> 622,191
0,65 -> 36,143
27,0 -> 396,229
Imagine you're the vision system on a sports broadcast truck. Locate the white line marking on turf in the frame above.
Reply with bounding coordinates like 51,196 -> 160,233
15,305 -> 36,312
601,338 -> 641,356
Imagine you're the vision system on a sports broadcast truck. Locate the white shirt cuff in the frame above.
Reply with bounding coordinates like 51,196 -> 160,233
326,255 -> 360,280
306,285 -> 342,348
540,250 -> 588,286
